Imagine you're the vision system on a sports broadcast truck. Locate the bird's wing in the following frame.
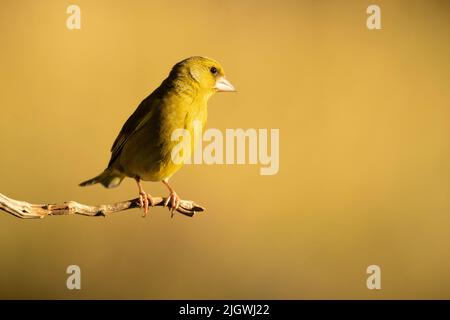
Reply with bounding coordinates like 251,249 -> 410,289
108,91 -> 161,167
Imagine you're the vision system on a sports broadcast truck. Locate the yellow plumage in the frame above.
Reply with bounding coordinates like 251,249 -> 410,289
79,56 -> 235,214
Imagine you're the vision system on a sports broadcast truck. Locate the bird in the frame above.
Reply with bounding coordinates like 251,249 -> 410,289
79,56 -> 235,216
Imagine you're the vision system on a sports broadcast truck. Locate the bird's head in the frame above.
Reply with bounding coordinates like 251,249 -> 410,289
170,56 -> 236,95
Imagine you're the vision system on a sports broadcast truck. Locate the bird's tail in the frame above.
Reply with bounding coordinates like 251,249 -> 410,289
79,168 -> 125,189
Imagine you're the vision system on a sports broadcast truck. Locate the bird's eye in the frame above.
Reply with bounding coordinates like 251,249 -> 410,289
210,66 -> 218,75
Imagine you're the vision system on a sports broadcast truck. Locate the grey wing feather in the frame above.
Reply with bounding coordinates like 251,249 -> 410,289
108,91 -> 161,167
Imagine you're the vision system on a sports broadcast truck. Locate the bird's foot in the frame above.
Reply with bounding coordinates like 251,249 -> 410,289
139,192 -> 155,217
164,191 -> 181,217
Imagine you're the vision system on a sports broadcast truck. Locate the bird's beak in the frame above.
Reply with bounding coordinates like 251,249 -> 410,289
215,76 -> 236,92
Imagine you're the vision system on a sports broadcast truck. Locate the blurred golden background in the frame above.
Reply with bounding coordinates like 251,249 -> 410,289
0,0 -> 449,299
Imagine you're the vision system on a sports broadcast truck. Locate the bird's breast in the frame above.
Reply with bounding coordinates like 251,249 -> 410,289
116,92 -> 209,181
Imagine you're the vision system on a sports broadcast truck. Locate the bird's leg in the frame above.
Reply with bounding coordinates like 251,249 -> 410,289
135,178 -> 155,217
162,178 -> 181,217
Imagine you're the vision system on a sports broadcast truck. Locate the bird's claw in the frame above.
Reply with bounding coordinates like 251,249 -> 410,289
139,192 -> 155,217
164,191 -> 181,217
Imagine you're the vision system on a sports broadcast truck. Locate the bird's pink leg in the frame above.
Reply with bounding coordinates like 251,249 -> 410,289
135,178 -> 155,217
162,178 -> 181,217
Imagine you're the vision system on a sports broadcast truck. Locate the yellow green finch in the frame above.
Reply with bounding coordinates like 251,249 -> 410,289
79,56 -> 235,215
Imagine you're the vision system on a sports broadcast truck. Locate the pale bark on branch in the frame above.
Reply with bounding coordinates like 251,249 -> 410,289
0,192 -> 204,219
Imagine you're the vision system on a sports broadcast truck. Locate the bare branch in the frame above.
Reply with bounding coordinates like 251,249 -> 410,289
0,192 -> 204,219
